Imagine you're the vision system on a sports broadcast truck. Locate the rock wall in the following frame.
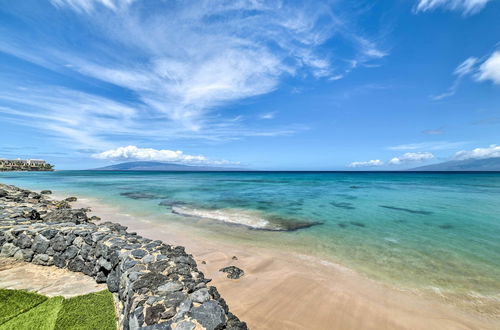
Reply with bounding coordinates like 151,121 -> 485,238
0,184 -> 247,330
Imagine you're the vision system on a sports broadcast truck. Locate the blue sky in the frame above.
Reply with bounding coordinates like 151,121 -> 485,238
0,0 -> 499,170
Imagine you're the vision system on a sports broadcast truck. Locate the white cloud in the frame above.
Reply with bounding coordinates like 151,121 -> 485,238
388,141 -> 466,150
454,144 -> 500,160
476,51 -> 500,84
415,0 -> 493,15
92,145 -> 236,165
260,112 -> 276,120
348,159 -> 384,168
389,152 -> 434,165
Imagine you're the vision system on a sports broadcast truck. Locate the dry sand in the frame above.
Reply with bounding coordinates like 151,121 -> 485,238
64,195 -> 499,329
0,258 -> 106,297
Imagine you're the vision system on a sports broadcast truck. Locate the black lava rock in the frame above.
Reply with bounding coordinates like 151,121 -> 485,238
219,266 -> 245,279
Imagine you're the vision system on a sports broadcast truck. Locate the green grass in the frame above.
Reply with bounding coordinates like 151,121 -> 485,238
0,289 -> 48,324
0,289 -> 116,330
55,290 -> 116,330
0,296 -> 63,330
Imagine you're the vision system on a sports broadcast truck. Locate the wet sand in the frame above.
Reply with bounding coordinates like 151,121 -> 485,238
65,195 -> 499,330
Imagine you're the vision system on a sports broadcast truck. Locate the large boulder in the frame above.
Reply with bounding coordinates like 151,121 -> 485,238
43,209 -> 88,224
189,301 -> 226,330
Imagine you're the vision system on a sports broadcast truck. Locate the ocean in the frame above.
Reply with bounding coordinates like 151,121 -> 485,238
1,171 -> 499,307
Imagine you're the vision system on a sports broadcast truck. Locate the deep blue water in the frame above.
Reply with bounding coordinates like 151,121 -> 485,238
1,171 -> 500,301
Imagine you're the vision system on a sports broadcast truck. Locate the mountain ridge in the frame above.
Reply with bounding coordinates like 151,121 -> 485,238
409,157 -> 500,171
91,161 -> 245,171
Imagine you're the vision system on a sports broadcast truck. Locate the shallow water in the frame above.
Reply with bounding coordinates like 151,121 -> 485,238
1,171 -> 500,304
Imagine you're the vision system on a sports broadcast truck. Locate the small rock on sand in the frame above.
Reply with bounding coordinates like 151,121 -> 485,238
219,266 -> 244,279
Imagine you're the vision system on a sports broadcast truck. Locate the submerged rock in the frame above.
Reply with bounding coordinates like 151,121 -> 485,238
219,266 -> 244,279
330,201 -> 355,210
379,205 -> 432,215
120,192 -> 158,200
158,200 -> 187,207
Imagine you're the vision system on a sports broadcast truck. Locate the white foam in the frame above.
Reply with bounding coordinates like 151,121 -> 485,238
384,237 -> 399,243
171,205 -> 278,230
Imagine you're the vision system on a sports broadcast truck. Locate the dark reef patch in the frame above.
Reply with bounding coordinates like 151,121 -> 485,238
217,179 -> 291,184
264,215 -> 323,232
158,200 -> 187,207
379,205 -> 433,215
120,191 -> 159,200
334,194 -> 357,200
330,201 -> 355,210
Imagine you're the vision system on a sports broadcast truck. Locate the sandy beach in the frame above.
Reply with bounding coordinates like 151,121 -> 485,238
59,194 -> 499,330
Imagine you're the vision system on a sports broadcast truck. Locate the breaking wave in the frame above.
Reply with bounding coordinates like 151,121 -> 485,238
171,205 -> 321,231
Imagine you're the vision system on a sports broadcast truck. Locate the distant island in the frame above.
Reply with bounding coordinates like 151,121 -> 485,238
410,157 -> 500,171
91,159 -> 500,172
0,159 -> 54,171
91,161 -> 245,171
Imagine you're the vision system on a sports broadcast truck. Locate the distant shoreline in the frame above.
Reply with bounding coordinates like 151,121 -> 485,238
31,169 -> 500,173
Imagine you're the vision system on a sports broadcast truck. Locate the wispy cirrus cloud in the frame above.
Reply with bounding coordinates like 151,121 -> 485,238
259,112 -> 277,120
432,57 -> 478,100
0,86 -> 137,149
388,141 -> 467,151
0,0 -> 386,150
414,0 -> 494,15
50,0 -> 136,13
0,85 -> 303,150
422,128 -> 444,135
472,117 -> 500,125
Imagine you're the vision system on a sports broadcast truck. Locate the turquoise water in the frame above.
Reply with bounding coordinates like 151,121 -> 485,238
1,171 -> 500,305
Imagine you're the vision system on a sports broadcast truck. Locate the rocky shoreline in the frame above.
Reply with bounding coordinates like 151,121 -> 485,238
0,183 -> 247,330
